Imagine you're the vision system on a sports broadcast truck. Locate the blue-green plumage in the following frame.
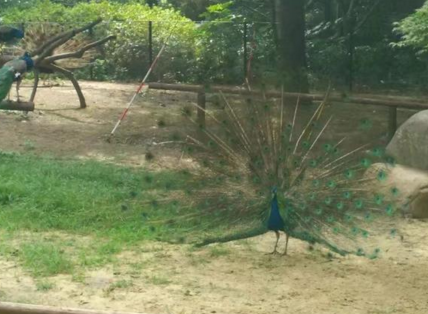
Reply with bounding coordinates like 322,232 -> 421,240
0,26 -> 24,42
0,66 -> 15,102
267,191 -> 285,231
0,52 -> 34,102
266,189 -> 290,255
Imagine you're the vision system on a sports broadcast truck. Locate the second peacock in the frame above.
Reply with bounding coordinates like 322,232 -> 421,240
0,52 -> 34,102
147,92 -> 401,258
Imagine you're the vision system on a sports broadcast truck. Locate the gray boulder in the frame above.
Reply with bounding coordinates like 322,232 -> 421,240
387,110 -> 428,171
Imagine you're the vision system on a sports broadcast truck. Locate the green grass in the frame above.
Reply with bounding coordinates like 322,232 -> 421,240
0,151 -> 201,276
0,151 -> 191,242
35,280 -> 55,291
19,241 -> 74,277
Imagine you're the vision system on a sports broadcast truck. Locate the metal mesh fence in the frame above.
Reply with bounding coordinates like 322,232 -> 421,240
1,19 -> 427,93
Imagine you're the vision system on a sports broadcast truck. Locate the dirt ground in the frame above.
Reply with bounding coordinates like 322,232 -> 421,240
0,81 -> 427,314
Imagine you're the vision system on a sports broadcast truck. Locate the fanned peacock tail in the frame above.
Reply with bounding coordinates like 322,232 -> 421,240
10,22 -> 99,69
146,91 -> 400,258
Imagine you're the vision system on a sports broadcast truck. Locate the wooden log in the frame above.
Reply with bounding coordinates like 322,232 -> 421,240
148,82 -> 428,110
0,302 -> 148,314
0,101 -> 35,111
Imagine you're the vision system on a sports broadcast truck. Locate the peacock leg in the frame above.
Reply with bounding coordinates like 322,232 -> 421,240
266,231 -> 280,255
282,233 -> 290,256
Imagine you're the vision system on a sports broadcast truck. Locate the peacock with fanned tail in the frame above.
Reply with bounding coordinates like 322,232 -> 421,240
147,92 -> 401,258
0,22 -> 101,102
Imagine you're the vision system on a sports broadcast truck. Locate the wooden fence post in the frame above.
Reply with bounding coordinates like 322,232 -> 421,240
197,91 -> 206,128
388,106 -> 397,141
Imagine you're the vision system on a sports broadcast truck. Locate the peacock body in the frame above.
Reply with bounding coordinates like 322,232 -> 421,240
146,93 -> 400,258
0,52 -> 34,102
0,26 -> 24,43
0,66 -> 14,102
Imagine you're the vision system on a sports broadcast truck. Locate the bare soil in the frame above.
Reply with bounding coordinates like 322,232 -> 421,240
0,81 -> 427,314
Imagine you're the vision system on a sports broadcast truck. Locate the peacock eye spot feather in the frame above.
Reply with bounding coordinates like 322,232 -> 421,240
362,230 -> 369,238
315,207 -> 323,215
391,187 -> 399,196
374,194 -> 384,205
323,144 -> 332,152
345,214 -> 353,222
371,147 -> 384,157
390,229 -> 397,237
327,216 -> 335,223
327,180 -> 336,189
377,170 -> 387,182
386,156 -> 396,166
359,118 -> 372,129
354,199 -> 364,209
386,204 -> 395,215
344,169 -> 354,179
312,179 -> 320,187
343,191 -> 352,199
336,202 -> 344,210
324,197 -> 332,205
360,158 -> 372,168
309,160 -> 317,167
364,213 -> 371,222
302,141 -> 310,149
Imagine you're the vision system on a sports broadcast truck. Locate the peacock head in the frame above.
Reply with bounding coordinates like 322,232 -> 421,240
12,28 -> 24,39
21,52 -> 34,71
271,186 -> 278,197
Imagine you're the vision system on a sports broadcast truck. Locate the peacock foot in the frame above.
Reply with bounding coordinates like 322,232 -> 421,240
266,250 -> 280,255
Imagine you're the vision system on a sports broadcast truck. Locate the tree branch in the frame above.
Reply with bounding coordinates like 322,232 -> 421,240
45,64 -> 86,109
31,18 -> 102,57
43,35 -> 116,63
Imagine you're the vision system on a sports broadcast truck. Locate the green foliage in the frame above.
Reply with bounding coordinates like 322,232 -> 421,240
394,2 -> 428,53
2,0 -> 198,81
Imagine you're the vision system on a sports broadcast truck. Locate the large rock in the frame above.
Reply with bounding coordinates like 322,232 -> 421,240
387,110 -> 428,171
365,163 -> 428,218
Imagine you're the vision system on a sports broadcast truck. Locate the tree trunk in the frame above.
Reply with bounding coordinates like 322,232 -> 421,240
274,0 -> 309,93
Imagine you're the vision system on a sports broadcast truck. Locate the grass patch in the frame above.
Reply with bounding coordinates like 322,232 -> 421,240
0,151 -> 192,244
19,241 -> 74,277
36,280 -> 55,291
209,245 -> 231,257
147,275 -> 171,285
